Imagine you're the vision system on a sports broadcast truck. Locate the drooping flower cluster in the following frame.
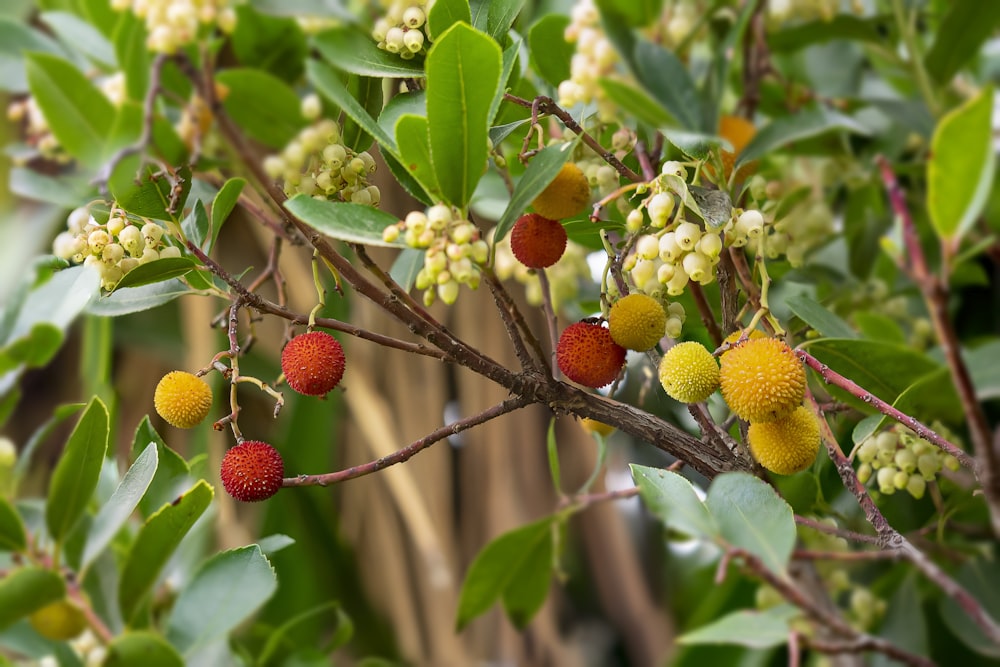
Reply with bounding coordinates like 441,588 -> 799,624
110,0 -> 236,53
264,118 -> 381,206
371,0 -> 430,59
382,205 -> 489,305
558,0 -> 622,120
52,206 -> 180,291
855,423 -> 962,499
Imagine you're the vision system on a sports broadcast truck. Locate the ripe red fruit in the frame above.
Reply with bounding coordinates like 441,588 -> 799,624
510,213 -> 568,269
281,331 -> 346,396
556,321 -> 627,388
220,440 -> 284,502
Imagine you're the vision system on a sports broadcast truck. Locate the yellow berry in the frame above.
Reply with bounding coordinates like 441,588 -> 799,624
580,418 -> 616,437
608,294 -> 667,351
154,371 -> 213,429
720,337 -> 805,422
721,328 -> 766,353
531,162 -> 591,220
658,341 -> 720,403
747,406 -> 821,475
29,598 -> 88,641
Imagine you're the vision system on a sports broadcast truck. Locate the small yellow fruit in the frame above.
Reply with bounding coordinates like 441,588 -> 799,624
659,341 -> 720,403
580,418 -> 616,437
29,598 -> 88,641
720,337 -> 805,422
747,406 -> 821,475
608,294 -> 667,352
154,371 -> 213,429
531,162 -> 591,220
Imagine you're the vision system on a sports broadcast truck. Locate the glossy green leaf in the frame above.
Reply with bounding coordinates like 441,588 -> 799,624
426,0 -> 471,41
378,89 -> 426,136
456,516 -> 555,630
312,25 -> 424,78
662,129 -> 722,161
425,22 -> 502,208
852,312 -> 905,344
111,9 -> 148,102
45,396 -> 109,544
25,52 -> 115,167
80,443 -> 158,570
166,545 -> 277,655
40,11 -> 115,66
285,196 -> 405,247
768,14 -> 889,52
216,68 -> 307,148
597,0 -> 663,26
489,39 -> 519,126
131,417 -> 191,517
6,266 -> 98,347
927,87 -> 995,243
111,160 -> 191,220
736,108 -> 871,168
940,558 -> 1000,658
785,294 -> 857,339
112,258 -> 197,291
12,403 -> 85,483
85,278 -> 193,317
307,59 -> 398,156
631,464 -> 717,540
632,39 -> 701,130
492,140 -> 578,244
501,520 -> 554,629
181,200 -> 210,251
925,1 -> 1000,84
678,605 -> 798,648
395,114 -> 441,201
103,631 -> 184,667
599,77 -> 674,128
118,479 -> 213,622
0,323 -> 63,373
527,14 -> 572,88
256,534 -> 295,556
0,497 -> 27,552
342,74 -> 383,153
705,473 -> 795,574
209,178 -> 245,250
258,601 -> 353,666
0,18 -> 66,92
0,567 -> 66,631
9,167 -> 93,207
389,247 -> 425,292
231,5 -> 307,82
470,0 -> 525,42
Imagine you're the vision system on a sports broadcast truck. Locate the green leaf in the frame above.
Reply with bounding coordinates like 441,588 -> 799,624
705,473 -> 795,574
492,140 -> 578,244
425,22 -> 503,208
0,567 -> 66,631
256,533 -> 295,556
312,25 -> 424,78
111,160 -> 192,220
40,11 -> 115,66
925,1 -> 1000,84
852,312 -> 906,344
632,39 -> 701,130
9,167 -> 92,207
470,0 -> 526,42
12,403 -> 86,484
209,178 -> 245,250
785,294 -> 857,339
231,5 -> 307,82
630,464 -> 717,540
940,558 -> 1000,658
426,0 -> 471,41
25,52 -> 115,167
927,87 -> 995,243
662,129 -> 722,161
307,59 -> 398,157
342,74 -> 384,153
45,396 -> 109,544
527,14 -> 572,88
736,108 -> 871,169
389,247 -> 425,291
0,323 -> 63,373
113,258 -> 197,291
0,18 -> 66,92
216,68 -> 307,148
258,601 -> 353,666
250,0 -> 355,22
284,196 -> 405,247
546,418 -> 561,494
85,278 -> 193,317
597,0 -> 663,26
103,631 -> 184,667
181,200 -> 210,251
455,516 -> 555,630
131,416 -> 190,517
500,521 -> 554,629
166,545 -> 277,655
111,10 -> 149,102
0,497 -> 27,552
118,479 -> 213,622
678,605 -> 798,648
80,443 -> 158,570
768,14 -> 888,52
599,77 -> 674,128
395,114 -> 441,201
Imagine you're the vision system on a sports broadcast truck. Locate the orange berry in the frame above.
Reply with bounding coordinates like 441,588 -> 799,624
531,162 -> 591,220
220,440 -> 284,502
556,321 -> 627,388
281,331 -> 346,397
510,213 -> 567,269
748,406 -> 821,475
720,337 -> 806,422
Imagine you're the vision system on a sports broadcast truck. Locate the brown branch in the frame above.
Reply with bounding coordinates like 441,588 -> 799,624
481,266 -> 548,373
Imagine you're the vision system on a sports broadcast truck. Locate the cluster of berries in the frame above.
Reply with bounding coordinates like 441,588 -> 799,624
382,204 -> 490,306
153,331 -> 346,502
557,0 -> 622,121
110,0 -> 236,53
52,207 -> 180,291
855,423 -> 961,499
371,0 -> 429,59
264,118 -> 381,206
844,279 -> 933,349
659,333 -> 820,475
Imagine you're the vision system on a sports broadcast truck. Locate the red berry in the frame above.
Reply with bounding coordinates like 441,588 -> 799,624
556,321 -> 627,388
220,441 -> 284,502
510,213 -> 567,269
281,331 -> 346,396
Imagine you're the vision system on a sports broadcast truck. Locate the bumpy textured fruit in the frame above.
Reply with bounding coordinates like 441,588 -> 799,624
220,440 -> 284,502
510,213 -> 568,269
531,162 -> 591,220
580,418 -> 616,437
154,371 -> 213,428
557,322 -> 627,388
748,406 -> 820,475
281,331 -> 346,396
608,294 -> 667,351
658,341 -> 720,403
720,337 -> 806,422
721,328 -> 766,353
717,114 -> 757,178
29,599 -> 87,641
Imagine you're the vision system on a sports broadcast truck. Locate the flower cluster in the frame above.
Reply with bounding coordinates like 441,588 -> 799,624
558,0 -> 622,120
494,234 -> 591,311
855,423 -> 961,499
111,0 -> 236,53
382,205 -> 489,305
264,118 -> 381,206
371,0 -> 430,59
52,206 -> 180,291
767,0 -> 848,26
